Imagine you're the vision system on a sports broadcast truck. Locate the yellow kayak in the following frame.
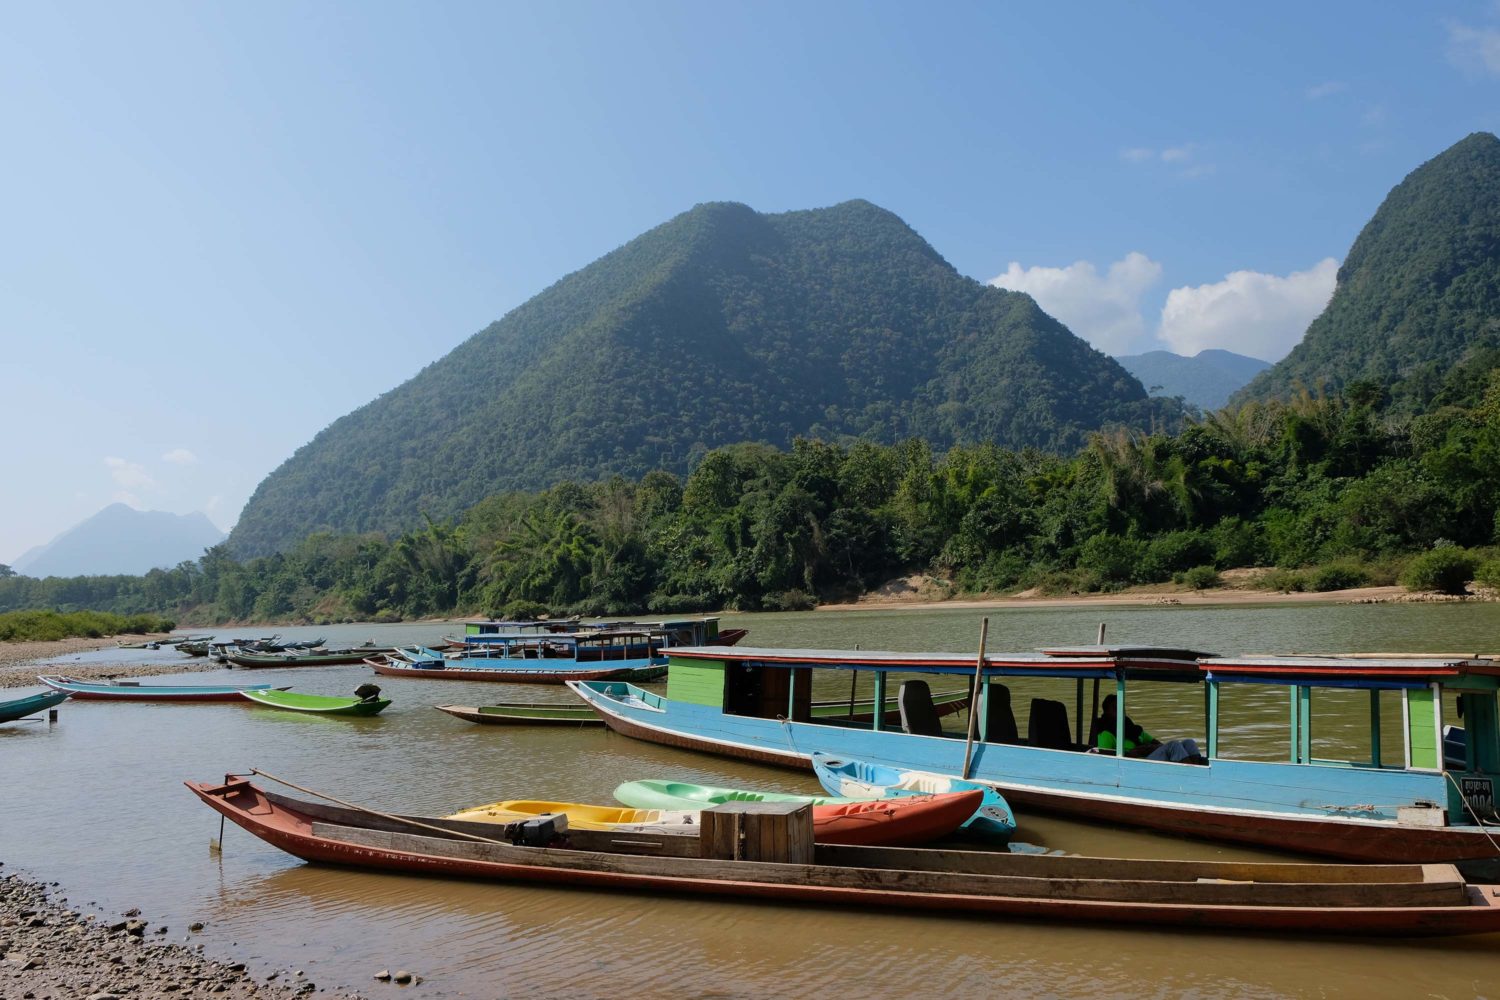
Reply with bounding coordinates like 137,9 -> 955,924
446,799 -> 699,834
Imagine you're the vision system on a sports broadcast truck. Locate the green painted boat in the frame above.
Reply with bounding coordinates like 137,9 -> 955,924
241,689 -> 391,717
0,689 -> 69,723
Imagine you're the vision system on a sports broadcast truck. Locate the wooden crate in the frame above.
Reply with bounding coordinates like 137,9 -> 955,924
700,801 -> 814,864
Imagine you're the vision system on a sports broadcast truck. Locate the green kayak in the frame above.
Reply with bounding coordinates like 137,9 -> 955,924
613,779 -> 851,811
241,689 -> 391,717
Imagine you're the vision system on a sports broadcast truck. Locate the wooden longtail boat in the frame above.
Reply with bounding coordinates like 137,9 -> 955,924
568,646 -> 1500,873
0,689 -> 69,723
811,752 -> 1017,843
227,647 -> 396,669
187,777 -> 1500,936
433,687 -> 970,728
369,658 -> 667,684
241,690 -> 391,717
37,676 -> 290,703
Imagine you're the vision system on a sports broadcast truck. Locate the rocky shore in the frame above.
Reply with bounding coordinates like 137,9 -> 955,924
0,863 -> 365,999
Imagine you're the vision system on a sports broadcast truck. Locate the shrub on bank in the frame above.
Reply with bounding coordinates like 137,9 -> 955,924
1400,547 -> 1479,595
1305,563 -> 1369,592
1176,565 -> 1221,590
0,610 -> 175,642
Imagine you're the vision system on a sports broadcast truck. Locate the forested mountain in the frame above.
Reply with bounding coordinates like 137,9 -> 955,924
230,199 -> 1167,556
14,504 -> 225,577
1116,349 -> 1269,410
1235,132 -> 1500,407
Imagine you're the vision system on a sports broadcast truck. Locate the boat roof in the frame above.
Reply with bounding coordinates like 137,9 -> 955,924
668,645 -> 1204,678
668,647 -> 1500,684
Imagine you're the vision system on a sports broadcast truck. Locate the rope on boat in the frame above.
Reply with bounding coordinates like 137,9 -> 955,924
1442,770 -> 1500,857
247,768 -> 516,847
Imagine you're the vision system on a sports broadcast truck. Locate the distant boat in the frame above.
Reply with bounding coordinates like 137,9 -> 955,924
433,688 -> 969,727
37,675 -> 289,703
0,689 -> 69,723
227,647 -> 394,668
241,689 -> 391,717
369,658 -> 666,685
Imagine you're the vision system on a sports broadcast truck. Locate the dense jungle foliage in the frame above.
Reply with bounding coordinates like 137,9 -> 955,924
8,372 -> 1500,625
1238,132 -> 1500,409
229,198 -> 1166,557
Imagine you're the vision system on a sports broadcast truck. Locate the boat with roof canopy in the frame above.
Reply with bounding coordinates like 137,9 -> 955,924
568,642 -> 1500,874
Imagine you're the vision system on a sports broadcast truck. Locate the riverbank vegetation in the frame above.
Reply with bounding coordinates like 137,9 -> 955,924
0,610 -> 176,642
3,376 -> 1500,624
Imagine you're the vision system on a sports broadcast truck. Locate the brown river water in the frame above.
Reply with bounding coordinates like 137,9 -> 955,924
4,604 -> 1500,998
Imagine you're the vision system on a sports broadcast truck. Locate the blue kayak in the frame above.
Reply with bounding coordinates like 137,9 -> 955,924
0,689 -> 69,723
810,751 -> 1017,843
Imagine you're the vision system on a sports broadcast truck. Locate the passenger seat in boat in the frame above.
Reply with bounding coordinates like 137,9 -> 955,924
985,683 -> 1020,744
898,680 -> 945,737
1028,698 -> 1075,751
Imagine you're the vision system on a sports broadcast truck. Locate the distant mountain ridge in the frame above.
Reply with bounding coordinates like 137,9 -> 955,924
1236,132 -> 1500,407
229,199 -> 1172,556
14,504 -> 226,578
1115,349 -> 1270,410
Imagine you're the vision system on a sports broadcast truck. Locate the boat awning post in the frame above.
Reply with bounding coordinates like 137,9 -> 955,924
1370,689 -> 1381,767
979,677 -> 990,742
1206,679 -> 1219,759
1115,674 -> 1126,758
872,672 -> 886,732
787,668 -> 797,719
1298,686 -> 1312,764
1073,678 -> 1084,746
1289,687 -> 1301,763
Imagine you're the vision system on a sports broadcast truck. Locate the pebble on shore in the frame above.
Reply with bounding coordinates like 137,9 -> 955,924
0,863 -> 366,999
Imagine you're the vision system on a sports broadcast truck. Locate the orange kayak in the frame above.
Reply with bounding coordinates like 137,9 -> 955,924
812,790 -> 984,846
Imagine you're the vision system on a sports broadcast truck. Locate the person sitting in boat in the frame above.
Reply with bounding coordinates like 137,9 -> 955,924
1092,696 -> 1205,764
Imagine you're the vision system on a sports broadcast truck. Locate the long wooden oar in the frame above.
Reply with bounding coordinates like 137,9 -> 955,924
960,617 -> 990,779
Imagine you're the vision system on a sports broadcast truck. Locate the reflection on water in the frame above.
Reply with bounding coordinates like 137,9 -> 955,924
5,605 -> 1500,997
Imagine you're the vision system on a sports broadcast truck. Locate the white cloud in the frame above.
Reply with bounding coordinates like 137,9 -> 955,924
1119,143 -> 1211,178
1305,81 -> 1348,100
1157,259 -> 1339,360
1159,145 -> 1192,163
989,252 -> 1163,354
1120,147 -> 1155,163
1447,20 -> 1500,76
161,448 -> 197,465
104,456 -> 156,491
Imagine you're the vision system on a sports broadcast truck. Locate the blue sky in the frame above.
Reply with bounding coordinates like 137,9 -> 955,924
5,1 -> 1500,564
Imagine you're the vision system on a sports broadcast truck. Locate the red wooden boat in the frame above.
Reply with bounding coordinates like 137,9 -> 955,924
187,777 -> 1500,937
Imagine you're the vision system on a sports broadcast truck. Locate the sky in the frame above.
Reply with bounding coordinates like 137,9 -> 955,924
4,1 -> 1500,564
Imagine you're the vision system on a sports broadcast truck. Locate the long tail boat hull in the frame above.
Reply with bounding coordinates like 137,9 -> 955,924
0,690 -> 69,723
37,676 -> 290,702
370,659 -> 667,684
187,778 -> 1500,937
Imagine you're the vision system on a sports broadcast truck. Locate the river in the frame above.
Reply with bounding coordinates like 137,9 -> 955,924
2,603 -> 1497,997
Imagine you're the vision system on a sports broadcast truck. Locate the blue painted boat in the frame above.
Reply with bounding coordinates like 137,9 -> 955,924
810,751 -> 1016,843
0,689 -> 69,723
568,644 -> 1500,871
37,675 -> 290,703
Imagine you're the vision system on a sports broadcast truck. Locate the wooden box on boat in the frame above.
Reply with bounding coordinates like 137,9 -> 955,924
700,801 -> 813,864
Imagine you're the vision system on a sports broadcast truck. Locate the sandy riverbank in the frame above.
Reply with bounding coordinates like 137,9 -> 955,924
0,862 -> 363,999
0,635 -> 197,690
816,583 -> 1419,612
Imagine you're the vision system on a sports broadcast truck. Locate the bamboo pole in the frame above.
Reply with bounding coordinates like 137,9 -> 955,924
961,617 -> 990,779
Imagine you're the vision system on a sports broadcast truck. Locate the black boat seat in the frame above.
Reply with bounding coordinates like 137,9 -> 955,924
985,682 -> 1020,744
1028,698 -> 1074,751
898,680 -> 945,737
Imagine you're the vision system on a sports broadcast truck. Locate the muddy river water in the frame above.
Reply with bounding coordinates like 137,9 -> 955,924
3,603 -> 1499,998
